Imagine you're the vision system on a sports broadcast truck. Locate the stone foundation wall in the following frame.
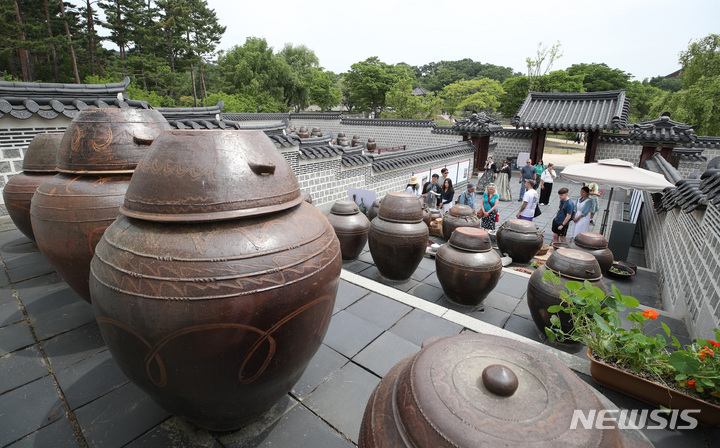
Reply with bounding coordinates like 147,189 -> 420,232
595,141 -> 643,164
492,131 -> 533,165
641,195 -> 720,339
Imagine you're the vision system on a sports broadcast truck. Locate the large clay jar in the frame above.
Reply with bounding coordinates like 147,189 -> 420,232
31,173 -> 131,301
367,197 -> 382,222
3,133 -> 62,241
435,227 -> 502,307
360,333 -> 640,448
496,219 -> 543,263
569,232 -> 614,274
442,204 -> 480,240
327,200 -> 371,260
369,192 -> 428,281
56,108 -> 168,173
31,108 -> 170,303
90,130 -> 341,431
527,248 -> 608,334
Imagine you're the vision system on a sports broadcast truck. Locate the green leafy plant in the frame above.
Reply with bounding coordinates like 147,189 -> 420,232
542,270 -> 720,401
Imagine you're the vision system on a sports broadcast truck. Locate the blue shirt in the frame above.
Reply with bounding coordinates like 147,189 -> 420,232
482,193 -> 499,212
458,190 -> 475,210
554,199 -> 574,224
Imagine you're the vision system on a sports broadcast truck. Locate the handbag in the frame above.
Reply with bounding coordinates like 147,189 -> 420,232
495,210 -> 500,222
534,204 -> 542,218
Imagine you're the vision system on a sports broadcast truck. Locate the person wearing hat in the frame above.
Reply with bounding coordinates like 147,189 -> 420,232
458,181 -> 476,211
405,175 -> 422,198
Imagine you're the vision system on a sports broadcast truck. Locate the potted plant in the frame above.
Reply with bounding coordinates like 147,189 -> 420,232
541,270 -> 720,426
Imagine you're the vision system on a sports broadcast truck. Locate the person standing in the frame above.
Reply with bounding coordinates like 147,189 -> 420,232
422,174 -> 441,208
516,179 -> 538,221
479,184 -> 499,231
534,159 -> 546,182
477,157 -> 497,192
458,182 -> 476,211
518,159 -> 536,202
440,178 -> 455,214
538,163 -> 557,205
497,159 -> 512,201
585,182 -> 601,226
404,175 -> 421,197
552,188 -> 574,244
438,168 -> 449,207
571,186 -> 592,238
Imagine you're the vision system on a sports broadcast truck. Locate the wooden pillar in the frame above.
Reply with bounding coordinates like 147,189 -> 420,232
584,131 -> 599,163
638,145 -> 657,167
477,135 -> 490,171
530,129 -> 546,163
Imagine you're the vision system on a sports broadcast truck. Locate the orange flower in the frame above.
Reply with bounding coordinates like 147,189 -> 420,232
641,309 -> 659,320
699,346 -> 714,361
687,380 -> 696,388
710,340 -> 720,348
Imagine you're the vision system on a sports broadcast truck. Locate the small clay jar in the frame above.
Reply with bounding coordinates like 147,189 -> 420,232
442,204 -> 480,241
496,219 -> 543,263
367,197 -> 382,222
311,127 -> 322,137
369,192 -> 429,281
366,138 -> 377,151
527,248 -> 608,334
327,200 -> 371,260
297,126 -> 310,138
569,232 -> 614,274
435,228 -> 502,306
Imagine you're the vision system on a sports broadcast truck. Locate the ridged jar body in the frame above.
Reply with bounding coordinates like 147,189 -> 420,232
3,172 -> 54,241
496,219 -> 543,263
368,192 -> 428,281
31,173 -> 130,302
435,229 -> 502,306
327,202 -> 371,260
90,204 -> 341,431
441,205 -> 479,241
527,249 -> 608,333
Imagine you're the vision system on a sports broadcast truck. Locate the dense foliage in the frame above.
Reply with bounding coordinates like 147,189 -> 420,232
2,9 -> 717,135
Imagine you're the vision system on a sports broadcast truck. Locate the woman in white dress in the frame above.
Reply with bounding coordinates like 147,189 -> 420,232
496,159 -> 513,201
571,186 -> 592,238
404,175 -> 422,198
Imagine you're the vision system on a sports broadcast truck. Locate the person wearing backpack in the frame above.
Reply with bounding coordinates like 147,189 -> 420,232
552,187 -> 574,244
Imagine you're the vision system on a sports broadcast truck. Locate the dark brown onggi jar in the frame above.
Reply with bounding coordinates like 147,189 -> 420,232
496,218 -> 543,263
435,227 -> 502,306
360,333 -> 645,447
368,192 -> 428,281
527,248 -> 608,334
367,197 -> 382,222
3,133 -> 62,241
442,204 -> 480,241
569,232 -> 614,274
327,200 -> 371,260
30,108 -> 170,303
89,130 -> 342,431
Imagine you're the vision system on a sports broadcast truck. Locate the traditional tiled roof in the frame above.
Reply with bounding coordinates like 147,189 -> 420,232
643,153 -> 714,213
223,113 -> 290,121
451,112 -> 504,135
156,102 -> 223,121
267,134 -> 301,148
370,141 -> 475,173
340,118 -> 435,128
511,90 -> 630,131
412,84 -> 430,96
629,113 -> 698,145
431,126 -> 456,135
291,112 -> 342,120
0,77 -> 151,120
341,153 -> 372,168
297,134 -> 333,147
299,145 -> 344,160
700,169 -> 720,207
494,129 -> 534,139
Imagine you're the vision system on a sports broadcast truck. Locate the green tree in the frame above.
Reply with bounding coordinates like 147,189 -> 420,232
566,63 -> 631,92
497,71 -> 583,118
679,34 -> 720,89
279,44 -> 319,111
625,81 -> 663,123
344,57 -> 409,117
307,69 -> 341,111
441,78 -> 504,115
383,77 -> 442,119
526,41 -> 562,91
499,76 -> 530,117
646,75 -> 682,92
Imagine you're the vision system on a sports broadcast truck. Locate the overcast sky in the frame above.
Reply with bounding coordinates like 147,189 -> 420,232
209,0 -> 719,81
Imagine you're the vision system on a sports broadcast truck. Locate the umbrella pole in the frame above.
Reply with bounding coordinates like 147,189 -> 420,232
600,187 -> 614,236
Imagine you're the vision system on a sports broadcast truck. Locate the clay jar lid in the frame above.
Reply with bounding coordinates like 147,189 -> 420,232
447,204 -> 475,217
394,333 -> 620,447
377,192 -> 423,223
121,130 -> 302,222
57,108 -> 170,173
573,232 -> 609,249
23,133 -> 62,172
545,248 -> 602,281
330,200 -> 360,215
449,227 -> 492,252
501,218 -> 540,234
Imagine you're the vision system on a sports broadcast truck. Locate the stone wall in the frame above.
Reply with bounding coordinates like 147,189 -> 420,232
595,140 -> 643,164
640,195 -> 720,339
0,116 -> 70,215
492,130 -> 533,164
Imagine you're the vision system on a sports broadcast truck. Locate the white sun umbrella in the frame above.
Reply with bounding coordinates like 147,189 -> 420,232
559,159 -> 676,235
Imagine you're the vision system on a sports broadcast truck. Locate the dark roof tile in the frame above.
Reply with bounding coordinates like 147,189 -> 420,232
451,112 -> 504,135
